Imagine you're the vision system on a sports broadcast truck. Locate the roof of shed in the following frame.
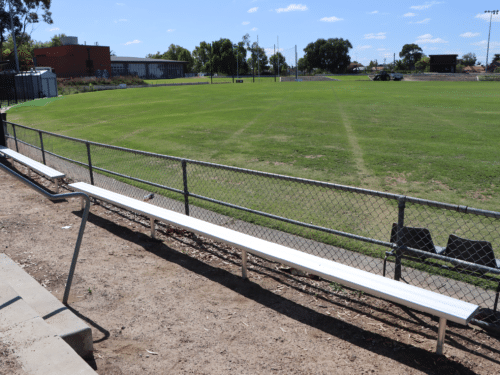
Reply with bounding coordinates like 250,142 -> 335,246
111,56 -> 187,63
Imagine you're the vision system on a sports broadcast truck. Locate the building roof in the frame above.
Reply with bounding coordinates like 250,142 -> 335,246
463,65 -> 485,72
111,56 -> 187,63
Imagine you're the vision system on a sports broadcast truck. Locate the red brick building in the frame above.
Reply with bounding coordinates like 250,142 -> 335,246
33,45 -> 112,78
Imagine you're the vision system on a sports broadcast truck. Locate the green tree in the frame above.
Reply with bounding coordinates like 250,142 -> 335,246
192,41 -> 211,73
269,52 -> 287,75
461,52 -> 477,67
399,44 -> 423,70
210,38 -> 235,75
297,57 -> 307,74
303,38 -> 352,74
247,42 -> 269,74
494,54 -> 500,62
147,44 -> 194,73
415,56 -> 430,72
1,0 -> 53,53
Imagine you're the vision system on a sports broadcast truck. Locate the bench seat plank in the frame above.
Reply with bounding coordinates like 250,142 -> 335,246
70,182 -> 479,326
0,146 -> 65,179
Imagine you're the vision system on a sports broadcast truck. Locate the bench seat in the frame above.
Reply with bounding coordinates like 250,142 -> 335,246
69,182 -> 480,354
0,145 -> 65,192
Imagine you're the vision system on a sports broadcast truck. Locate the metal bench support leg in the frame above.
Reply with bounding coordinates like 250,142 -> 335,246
150,218 -> 156,239
81,197 -> 85,211
436,317 -> 447,355
242,250 -> 248,279
28,168 -> 32,179
55,178 -> 60,193
494,282 -> 500,312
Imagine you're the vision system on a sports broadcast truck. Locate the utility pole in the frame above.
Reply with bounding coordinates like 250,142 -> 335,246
277,36 -> 280,78
295,45 -> 298,80
485,10 -> 499,72
257,35 -> 260,78
8,0 -> 20,73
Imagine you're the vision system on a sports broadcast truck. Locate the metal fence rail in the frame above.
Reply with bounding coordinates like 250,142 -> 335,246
2,119 -> 500,330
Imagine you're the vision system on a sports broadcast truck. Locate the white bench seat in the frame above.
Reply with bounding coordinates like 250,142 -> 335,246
0,145 -> 65,193
69,181 -> 479,354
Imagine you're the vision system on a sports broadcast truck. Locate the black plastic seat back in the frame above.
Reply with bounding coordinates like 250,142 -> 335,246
445,234 -> 497,269
390,223 -> 437,254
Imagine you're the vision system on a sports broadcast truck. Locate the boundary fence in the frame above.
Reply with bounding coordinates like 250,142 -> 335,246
2,119 -> 500,331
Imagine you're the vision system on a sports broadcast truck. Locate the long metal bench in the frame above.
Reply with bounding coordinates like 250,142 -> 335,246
0,145 -> 65,193
69,181 -> 480,354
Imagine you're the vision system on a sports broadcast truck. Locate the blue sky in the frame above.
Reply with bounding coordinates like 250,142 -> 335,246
27,1 -> 500,65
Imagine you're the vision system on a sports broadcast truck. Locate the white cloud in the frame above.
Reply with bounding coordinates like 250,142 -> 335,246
369,11 -> 378,14
242,21 -> 250,25
276,4 -> 308,13
251,27 -> 258,31
460,32 -> 479,38
320,16 -> 343,22
167,29 -> 175,32
410,1 -> 442,10
475,13 -> 500,22
471,40 -> 500,48
248,7 -> 258,13
413,18 -> 431,24
124,39 -> 141,45
364,32 -> 386,40
415,34 -> 447,43
49,27 -> 59,31
403,12 -> 416,17
358,45 -> 372,50
377,48 -> 386,51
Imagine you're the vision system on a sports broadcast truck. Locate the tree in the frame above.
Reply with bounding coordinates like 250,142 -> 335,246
146,44 -> 194,73
494,54 -> 500,62
415,56 -> 430,72
269,52 -> 287,75
297,57 -> 308,74
461,52 -> 477,67
247,42 -> 269,74
394,59 -> 406,71
399,44 -> 423,70
210,38 -> 235,75
303,38 -> 352,74
233,41 -> 248,76
1,0 -> 53,53
192,41 -> 211,73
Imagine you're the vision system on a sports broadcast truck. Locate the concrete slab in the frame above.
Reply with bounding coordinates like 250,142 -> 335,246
2,316 -> 96,375
0,282 -> 39,331
0,254 -> 93,358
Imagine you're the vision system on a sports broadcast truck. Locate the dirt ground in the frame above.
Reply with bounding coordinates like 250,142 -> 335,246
1,161 -> 500,375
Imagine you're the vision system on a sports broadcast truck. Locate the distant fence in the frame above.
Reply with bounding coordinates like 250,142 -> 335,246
2,119 -> 500,331
0,72 -> 45,108
62,81 -> 210,94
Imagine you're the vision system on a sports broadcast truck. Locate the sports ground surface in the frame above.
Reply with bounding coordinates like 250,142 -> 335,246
8,78 -> 500,212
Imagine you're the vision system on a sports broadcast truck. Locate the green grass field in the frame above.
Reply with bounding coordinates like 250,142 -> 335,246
7,79 -> 500,288
8,79 -> 500,211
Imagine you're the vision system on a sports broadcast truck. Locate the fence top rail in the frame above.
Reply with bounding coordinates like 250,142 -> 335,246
4,121 -> 500,219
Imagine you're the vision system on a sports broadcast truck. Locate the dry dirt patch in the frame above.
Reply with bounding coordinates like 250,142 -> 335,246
1,161 -> 500,375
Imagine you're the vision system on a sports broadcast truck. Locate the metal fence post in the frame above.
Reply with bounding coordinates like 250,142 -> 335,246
182,160 -> 190,216
395,196 -> 406,281
0,113 -> 6,147
38,131 -> 46,165
86,143 -> 94,185
12,124 -> 19,152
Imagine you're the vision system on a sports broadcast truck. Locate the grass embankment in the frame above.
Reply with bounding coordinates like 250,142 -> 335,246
7,80 -> 500,287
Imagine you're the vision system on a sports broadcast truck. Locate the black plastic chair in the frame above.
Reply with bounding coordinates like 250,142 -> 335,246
383,223 -> 446,277
445,234 -> 500,311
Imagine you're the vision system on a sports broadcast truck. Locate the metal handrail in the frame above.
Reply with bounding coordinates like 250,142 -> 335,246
0,159 -> 90,305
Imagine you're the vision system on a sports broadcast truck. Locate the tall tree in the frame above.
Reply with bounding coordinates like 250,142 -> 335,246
233,41 -> 248,75
210,38 -> 235,75
461,52 -> 477,67
399,44 -> 422,70
303,38 -> 352,73
147,44 -> 194,73
192,41 -> 211,73
247,42 -> 269,73
269,52 -> 287,75
1,0 -> 53,52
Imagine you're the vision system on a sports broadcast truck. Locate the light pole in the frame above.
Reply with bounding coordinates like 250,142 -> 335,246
485,10 -> 499,73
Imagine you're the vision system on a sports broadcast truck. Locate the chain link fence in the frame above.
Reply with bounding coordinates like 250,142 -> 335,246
3,120 -> 500,331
